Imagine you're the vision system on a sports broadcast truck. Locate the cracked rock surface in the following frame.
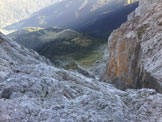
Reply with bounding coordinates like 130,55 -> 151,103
107,0 -> 162,92
0,32 -> 162,122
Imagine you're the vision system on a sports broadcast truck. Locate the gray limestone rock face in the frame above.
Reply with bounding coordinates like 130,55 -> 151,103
107,0 -> 162,92
93,46 -> 109,81
0,30 -> 162,121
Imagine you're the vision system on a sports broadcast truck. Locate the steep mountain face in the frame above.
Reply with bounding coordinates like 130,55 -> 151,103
106,0 -> 162,93
75,2 -> 138,38
0,0 -> 60,29
9,27 -> 105,68
1,31 -> 162,122
6,0 -> 138,38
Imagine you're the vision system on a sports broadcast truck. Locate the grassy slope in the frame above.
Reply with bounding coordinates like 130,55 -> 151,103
9,27 -> 106,68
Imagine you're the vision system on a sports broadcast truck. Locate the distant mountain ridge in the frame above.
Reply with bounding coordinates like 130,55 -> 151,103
0,0 -> 61,29
1,0 -> 135,29
8,0 -> 138,68
6,0 -> 138,38
126,0 -> 138,4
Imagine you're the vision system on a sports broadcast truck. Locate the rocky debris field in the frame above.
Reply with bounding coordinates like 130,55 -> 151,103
0,31 -> 162,122
1,0 -> 162,121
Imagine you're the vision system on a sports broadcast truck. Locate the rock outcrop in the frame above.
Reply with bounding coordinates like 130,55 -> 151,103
0,32 -> 162,121
106,0 -> 162,93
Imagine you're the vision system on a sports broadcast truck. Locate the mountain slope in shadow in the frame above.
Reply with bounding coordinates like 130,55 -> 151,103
6,0 -> 138,38
9,27 -> 106,68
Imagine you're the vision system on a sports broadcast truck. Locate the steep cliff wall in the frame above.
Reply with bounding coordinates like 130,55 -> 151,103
106,0 -> 162,93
